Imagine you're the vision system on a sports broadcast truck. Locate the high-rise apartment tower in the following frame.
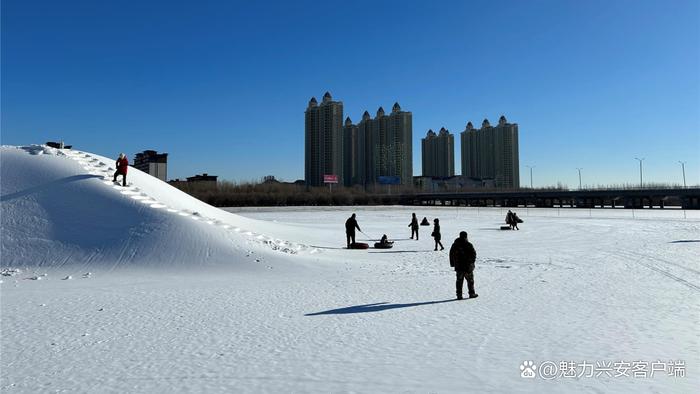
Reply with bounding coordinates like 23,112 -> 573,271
461,115 -> 519,188
342,102 -> 412,186
305,92 -> 344,186
421,127 -> 455,177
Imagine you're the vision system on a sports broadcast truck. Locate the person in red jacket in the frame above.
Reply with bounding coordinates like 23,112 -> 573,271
113,153 -> 129,186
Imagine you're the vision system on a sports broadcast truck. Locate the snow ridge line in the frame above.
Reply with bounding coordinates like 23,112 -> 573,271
60,149 -> 318,256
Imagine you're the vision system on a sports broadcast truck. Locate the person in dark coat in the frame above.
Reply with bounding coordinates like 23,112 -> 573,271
449,231 -> 478,300
345,213 -> 362,248
431,218 -> 444,251
113,153 -> 128,187
408,213 -> 419,240
506,210 -> 515,230
511,211 -> 520,230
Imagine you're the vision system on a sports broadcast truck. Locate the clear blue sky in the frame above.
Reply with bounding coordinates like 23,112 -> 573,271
2,0 -> 698,187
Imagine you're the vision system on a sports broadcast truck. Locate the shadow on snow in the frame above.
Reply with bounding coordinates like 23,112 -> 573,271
368,250 -> 434,254
1,175 -> 102,202
306,299 -> 456,316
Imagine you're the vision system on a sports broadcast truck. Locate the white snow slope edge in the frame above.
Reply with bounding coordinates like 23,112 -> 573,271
0,145 -> 314,268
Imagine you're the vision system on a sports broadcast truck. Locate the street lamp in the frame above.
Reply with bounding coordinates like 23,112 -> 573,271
576,168 -> 583,190
634,157 -> 644,188
679,161 -> 687,188
526,165 -> 535,189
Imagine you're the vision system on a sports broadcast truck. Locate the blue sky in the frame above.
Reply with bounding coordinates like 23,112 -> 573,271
2,0 -> 698,187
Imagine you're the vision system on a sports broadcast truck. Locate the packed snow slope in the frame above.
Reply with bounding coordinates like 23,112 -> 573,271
0,145 -> 316,270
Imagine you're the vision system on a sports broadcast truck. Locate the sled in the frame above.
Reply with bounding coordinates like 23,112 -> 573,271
500,226 -> 512,230
373,242 -> 394,249
348,242 -> 369,249
516,218 -> 523,223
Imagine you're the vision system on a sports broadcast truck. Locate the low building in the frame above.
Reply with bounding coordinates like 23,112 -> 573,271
168,173 -> 218,189
134,150 -> 168,181
46,141 -> 72,149
186,173 -> 218,186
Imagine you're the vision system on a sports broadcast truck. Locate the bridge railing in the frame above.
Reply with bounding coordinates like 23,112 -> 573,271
426,206 -> 698,221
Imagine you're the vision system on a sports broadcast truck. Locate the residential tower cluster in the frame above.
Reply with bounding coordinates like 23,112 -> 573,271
304,91 -> 520,189
305,92 -> 413,188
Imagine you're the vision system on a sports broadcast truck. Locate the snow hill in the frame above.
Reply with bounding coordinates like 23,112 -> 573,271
0,145 -> 316,269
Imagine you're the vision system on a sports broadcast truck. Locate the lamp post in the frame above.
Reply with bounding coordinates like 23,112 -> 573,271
576,168 -> 583,190
679,161 -> 687,188
634,157 -> 644,188
526,165 -> 535,189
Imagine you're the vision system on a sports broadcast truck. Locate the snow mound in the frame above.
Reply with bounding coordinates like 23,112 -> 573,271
0,145 -> 316,268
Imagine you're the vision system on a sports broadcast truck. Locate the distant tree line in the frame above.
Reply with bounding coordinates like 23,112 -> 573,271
171,180 -> 692,207
172,181 -> 410,207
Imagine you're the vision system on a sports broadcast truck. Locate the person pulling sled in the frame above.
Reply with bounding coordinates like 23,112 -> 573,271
345,213 -> 362,248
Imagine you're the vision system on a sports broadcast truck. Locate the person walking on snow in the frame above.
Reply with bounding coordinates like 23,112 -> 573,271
408,212 -> 419,240
345,213 -> 362,248
511,211 -> 521,230
449,231 -> 478,300
506,210 -> 515,230
432,218 -> 444,251
113,153 -> 128,187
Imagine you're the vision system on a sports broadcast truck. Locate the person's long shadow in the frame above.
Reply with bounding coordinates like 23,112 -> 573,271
305,299 -> 455,316
1,175 -> 102,202
669,240 -> 700,243
368,250 -> 433,254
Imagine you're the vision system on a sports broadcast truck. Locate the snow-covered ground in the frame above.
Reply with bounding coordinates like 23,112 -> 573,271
1,145 -> 698,393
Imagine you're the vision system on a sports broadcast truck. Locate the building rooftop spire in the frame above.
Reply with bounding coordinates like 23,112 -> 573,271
322,91 -> 332,102
377,106 -> 385,117
392,102 -> 401,112
345,116 -> 353,126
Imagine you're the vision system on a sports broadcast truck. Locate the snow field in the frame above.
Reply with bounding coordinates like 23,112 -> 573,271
1,145 -> 699,393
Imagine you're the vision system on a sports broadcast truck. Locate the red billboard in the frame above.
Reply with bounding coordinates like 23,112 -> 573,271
323,174 -> 338,184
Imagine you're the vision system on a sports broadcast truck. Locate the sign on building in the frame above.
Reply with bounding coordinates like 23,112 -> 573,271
323,174 -> 338,184
378,176 -> 401,185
